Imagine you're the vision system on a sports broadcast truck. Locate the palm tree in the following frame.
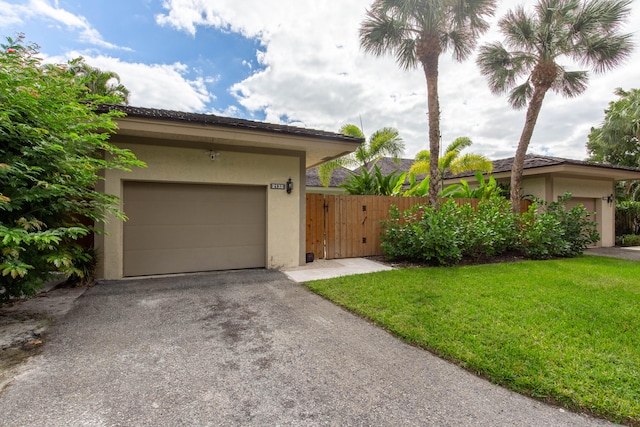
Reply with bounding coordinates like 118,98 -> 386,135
65,58 -> 130,104
409,136 -> 493,190
477,0 -> 633,214
318,124 -> 405,187
359,0 -> 496,207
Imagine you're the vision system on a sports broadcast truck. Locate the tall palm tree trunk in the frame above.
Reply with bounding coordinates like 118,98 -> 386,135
510,86 -> 549,214
422,53 -> 441,208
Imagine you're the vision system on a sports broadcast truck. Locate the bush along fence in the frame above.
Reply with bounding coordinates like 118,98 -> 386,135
381,194 -> 599,266
306,194 -> 532,261
615,200 -> 640,246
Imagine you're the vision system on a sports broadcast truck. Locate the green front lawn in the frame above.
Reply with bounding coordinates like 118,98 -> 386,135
304,256 -> 640,425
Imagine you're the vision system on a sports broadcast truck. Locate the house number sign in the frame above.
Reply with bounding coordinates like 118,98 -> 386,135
270,183 -> 285,190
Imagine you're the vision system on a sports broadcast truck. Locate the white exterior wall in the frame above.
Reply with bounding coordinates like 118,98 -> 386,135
552,177 -> 615,247
97,142 -> 302,280
520,175 -> 615,247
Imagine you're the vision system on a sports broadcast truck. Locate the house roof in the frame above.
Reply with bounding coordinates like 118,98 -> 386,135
99,104 -> 363,143
352,157 -> 427,182
449,154 -> 640,181
97,104 -> 363,168
306,166 -> 352,187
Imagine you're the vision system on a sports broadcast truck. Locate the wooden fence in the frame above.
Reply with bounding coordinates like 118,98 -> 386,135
306,194 -> 531,260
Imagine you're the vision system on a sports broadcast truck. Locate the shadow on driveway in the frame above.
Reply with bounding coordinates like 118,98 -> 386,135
0,269 -> 615,426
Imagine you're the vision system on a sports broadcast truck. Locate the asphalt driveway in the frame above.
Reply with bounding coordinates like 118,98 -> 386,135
0,270 -> 614,426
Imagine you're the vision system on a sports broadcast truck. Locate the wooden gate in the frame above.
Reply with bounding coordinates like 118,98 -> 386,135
306,194 -> 532,260
306,194 -> 431,260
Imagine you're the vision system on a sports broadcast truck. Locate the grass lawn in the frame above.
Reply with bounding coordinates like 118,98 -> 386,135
304,255 -> 640,425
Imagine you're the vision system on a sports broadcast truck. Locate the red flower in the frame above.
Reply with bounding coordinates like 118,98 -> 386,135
6,48 -> 16,53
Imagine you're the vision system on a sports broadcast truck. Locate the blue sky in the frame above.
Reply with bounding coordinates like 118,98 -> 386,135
1,0 -> 639,161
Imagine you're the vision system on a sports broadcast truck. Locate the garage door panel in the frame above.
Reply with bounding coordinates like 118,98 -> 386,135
125,246 -> 265,275
123,182 -> 266,276
124,224 -> 265,250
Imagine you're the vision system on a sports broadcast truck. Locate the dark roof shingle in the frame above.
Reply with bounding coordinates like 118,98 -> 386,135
98,104 -> 363,143
306,166 -> 352,187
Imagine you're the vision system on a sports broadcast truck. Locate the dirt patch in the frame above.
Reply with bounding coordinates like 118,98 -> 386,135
0,283 -> 87,392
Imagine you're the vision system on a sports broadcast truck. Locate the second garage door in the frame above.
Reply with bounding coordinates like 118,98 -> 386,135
123,182 -> 266,276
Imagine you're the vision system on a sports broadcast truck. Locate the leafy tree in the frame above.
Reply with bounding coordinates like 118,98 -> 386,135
441,171 -> 504,199
319,124 -> 404,187
587,88 -> 640,199
63,57 -> 130,104
409,136 -> 492,190
359,0 -> 496,207
0,35 -> 144,301
339,165 -> 406,196
477,0 -> 633,214
587,88 -> 640,167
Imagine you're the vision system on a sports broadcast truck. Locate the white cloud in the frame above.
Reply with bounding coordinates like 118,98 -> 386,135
0,0 -> 130,50
45,53 -> 212,112
153,0 -> 640,161
10,0 -> 638,162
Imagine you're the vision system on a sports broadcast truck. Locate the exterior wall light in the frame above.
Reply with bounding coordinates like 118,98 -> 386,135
602,194 -> 614,205
207,150 -> 218,161
286,177 -> 293,194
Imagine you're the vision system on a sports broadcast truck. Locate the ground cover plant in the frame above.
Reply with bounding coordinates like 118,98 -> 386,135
304,256 -> 640,425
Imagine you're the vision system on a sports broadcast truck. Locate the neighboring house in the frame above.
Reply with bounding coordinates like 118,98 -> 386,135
95,105 -> 362,280
351,157 -> 427,183
305,166 -> 352,194
443,154 -> 640,247
307,158 -> 426,193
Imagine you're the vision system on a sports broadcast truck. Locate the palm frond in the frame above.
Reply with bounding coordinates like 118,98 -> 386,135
339,124 -> 366,139
368,127 -> 405,158
508,81 -> 533,109
409,159 -> 430,176
444,136 -> 472,154
577,33 -> 634,73
360,7 -> 413,58
552,68 -> 589,97
476,42 -> 524,94
499,6 -> 537,51
449,154 -> 494,175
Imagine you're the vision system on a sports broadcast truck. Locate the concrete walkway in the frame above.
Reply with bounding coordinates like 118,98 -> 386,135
0,270 -> 615,426
585,246 -> 640,261
283,257 -> 393,282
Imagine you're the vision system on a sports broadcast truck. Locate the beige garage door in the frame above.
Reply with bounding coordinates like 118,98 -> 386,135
566,197 -> 599,247
123,182 -> 266,276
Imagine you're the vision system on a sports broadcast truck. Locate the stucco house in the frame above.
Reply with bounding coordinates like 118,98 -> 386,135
305,166 -> 352,195
443,154 -> 640,247
95,105 -> 362,280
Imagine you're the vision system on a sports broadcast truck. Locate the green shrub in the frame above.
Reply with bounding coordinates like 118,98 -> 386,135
381,193 -> 598,264
381,201 -> 462,265
616,234 -> 640,246
616,200 -> 640,236
457,197 -> 518,258
518,207 -> 566,259
519,194 -> 599,259
64,246 -> 98,286
548,194 -> 600,256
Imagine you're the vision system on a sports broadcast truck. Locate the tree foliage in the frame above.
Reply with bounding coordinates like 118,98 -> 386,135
587,87 -> 640,167
477,0 -> 633,214
409,136 -> 492,189
339,165 -> 406,196
359,0 -> 496,208
0,35 -> 144,301
319,124 -> 404,187
60,57 -> 130,104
